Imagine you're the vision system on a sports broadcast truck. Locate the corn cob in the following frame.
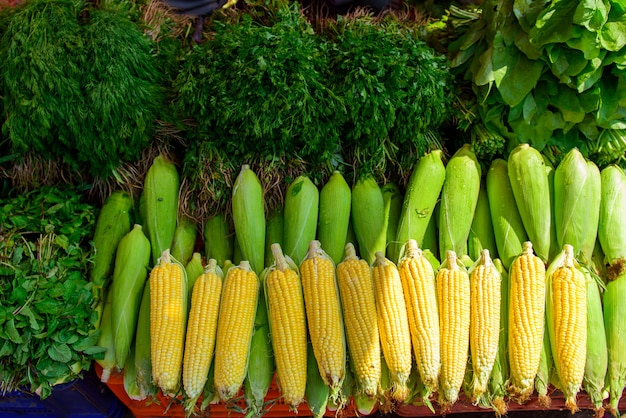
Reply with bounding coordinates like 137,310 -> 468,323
213,260 -> 259,402
437,250 -> 471,408
468,184 -> 497,262
469,249 -> 501,404
135,280 -> 157,400
182,259 -> 223,413
372,251 -> 412,403
486,159 -> 528,270
264,243 -> 307,410
96,290 -> 115,383
284,175 -> 319,266
184,252 -> 204,302
382,181 -> 403,263
395,149 -> 446,260
300,240 -> 347,405
90,190 -> 133,328
318,171 -> 352,266
336,242 -> 381,399
546,244 -> 587,412
598,165 -> 626,415
507,144 -> 552,262
204,213 -> 234,269
243,287 -> 275,418
232,164 -> 266,275
264,207 -> 284,268
485,258 -> 509,417
111,224 -> 151,370
506,241 -> 546,403
143,154 -> 180,265
352,177 -> 387,264
171,216 -> 197,267
397,239 -> 440,399
150,249 -> 189,396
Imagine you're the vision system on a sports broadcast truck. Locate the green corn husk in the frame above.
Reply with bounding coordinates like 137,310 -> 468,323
306,342 -> 329,418
351,176 -> 387,264
232,164 -> 266,275
171,216 -> 198,267
486,159 -> 528,270
421,203 -> 439,261
318,171 -> 352,266
468,183 -> 497,262
243,288 -> 275,418
204,213 -> 234,269
554,148 -> 601,262
284,175 -> 319,266
135,279 -> 158,400
395,149 -> 446,260
543,155 -> 559,263
185,252 -> 204,302
507,144 -> 552,262
382,181 -> 403,264
96,290 -> 115,383
124,344 -> 143,401
535,317 -> 553,409
439,143 -> 481,257
598,165 -> 626,415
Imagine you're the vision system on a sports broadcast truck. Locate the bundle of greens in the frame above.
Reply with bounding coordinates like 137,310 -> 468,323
449,0 -> 626,166
0,187 -> 102,399
173,3 -> 345,170
0,0 -> 164,179
324,14 -> 455,177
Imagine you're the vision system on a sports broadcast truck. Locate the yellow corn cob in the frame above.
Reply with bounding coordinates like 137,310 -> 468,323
150,249 -> 189,396
546,244 -> 587,413
300,240 -> 347,404
437,250 -> 471,409
213,260 -> 260,402
469,249 -> 501,404
336,243 -> 381,398
397,239 -> 440,399
507,241 -> 546,403
182,259 -> 223,413
264,243 -> 308,411
372,251 -> 412,403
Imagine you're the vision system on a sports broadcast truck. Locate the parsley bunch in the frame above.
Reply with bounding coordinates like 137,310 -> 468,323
0,187 -> 102,399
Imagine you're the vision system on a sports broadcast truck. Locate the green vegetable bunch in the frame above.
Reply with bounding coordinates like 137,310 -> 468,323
174,4 -> 344,169
450,0 -> 626,166
326,14 -> 455,177
0,187 -> 102,399
0,0 -> 164,179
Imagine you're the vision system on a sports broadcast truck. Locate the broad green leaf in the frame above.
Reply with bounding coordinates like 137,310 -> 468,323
566,29 -> 603,60
48,343 -> 72,363
576,55 -> 605,92
493,40 -> 544,107
529,1 -> 579,47
475,44 -> 496,86
600,20 -> 626,51
514,0 -> 552,32
5,319 -> 23,344
549,86 -> 587,123
573,0 -> 609,31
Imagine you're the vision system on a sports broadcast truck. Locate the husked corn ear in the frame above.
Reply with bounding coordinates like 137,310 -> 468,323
300,240 -> 347,404
213,260 -> 260,401
337,243 -> 381,398
507,241 -> 546,403
264,243 -> 308,410
469,249 -> 501,404
150,249 -> 189,396
437,250 -> 471,408
546,244 -> 586,413
398,239 -> 440,398
372,251 -> 412,403
182,259 -> 223,411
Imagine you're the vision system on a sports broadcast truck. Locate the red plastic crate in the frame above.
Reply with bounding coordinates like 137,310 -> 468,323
95,363 -> 362,417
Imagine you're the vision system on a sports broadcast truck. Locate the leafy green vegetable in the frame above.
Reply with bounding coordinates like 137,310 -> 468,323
0,0 -> 164,179
449,0 -> 626,166
0,187 -> 101,398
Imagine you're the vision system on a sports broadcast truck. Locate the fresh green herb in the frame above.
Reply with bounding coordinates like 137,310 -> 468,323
0,0 -> 164,179
324,14 -> 455,177
0,187 -> 101,398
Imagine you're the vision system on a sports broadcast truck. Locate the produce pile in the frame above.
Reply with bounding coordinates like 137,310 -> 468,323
93,143 -> 626,417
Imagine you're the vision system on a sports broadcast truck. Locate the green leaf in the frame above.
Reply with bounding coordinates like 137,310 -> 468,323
529,0 -> 579,47
48,343 -> 72,363
5,319 -> 23,344
600,19 -> 626,51
573,0 -> 609,31
576,55 -> 605,92
514,0 -> 552,32
549,86 -> 587,123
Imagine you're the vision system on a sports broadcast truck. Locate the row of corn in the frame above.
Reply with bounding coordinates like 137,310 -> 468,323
91,143 -> 626,417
